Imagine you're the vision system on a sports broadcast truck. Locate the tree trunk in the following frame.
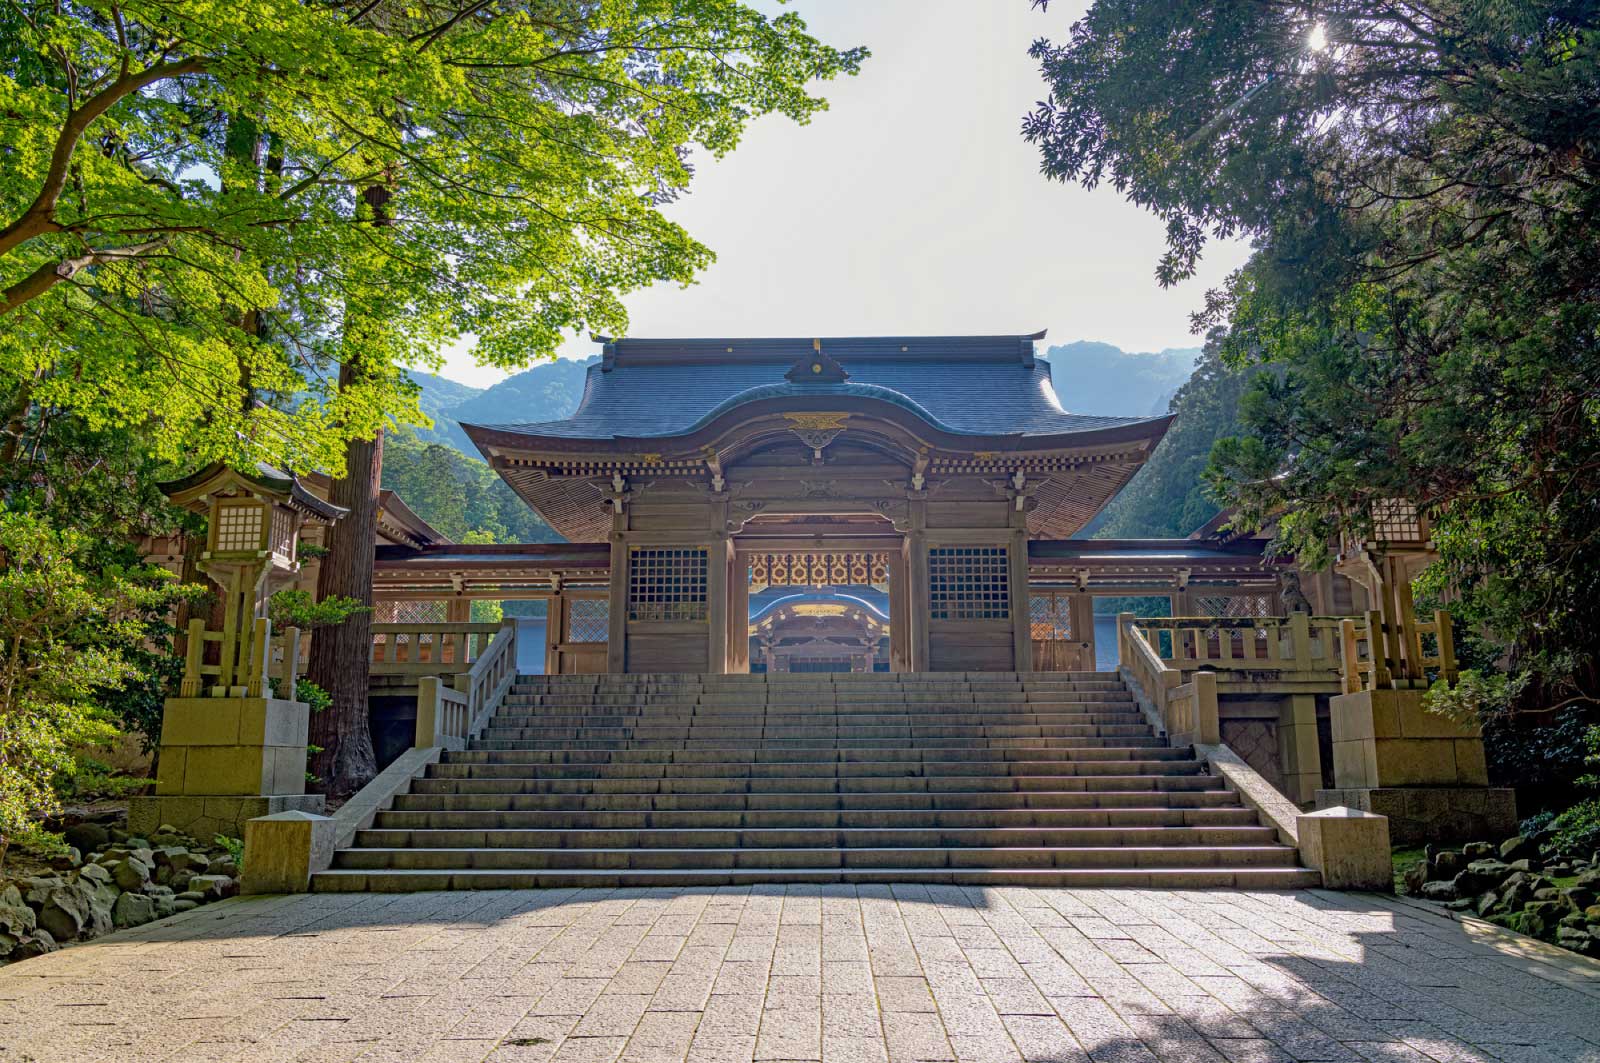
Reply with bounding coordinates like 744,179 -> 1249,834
306,390 -> 383,798
304,177 -> 394,800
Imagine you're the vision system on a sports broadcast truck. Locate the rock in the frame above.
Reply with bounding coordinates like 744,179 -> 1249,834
1445,897 -> 1476,912
1428,850 -> 1464,882
1562,886 -> 1596,910
48,848 -> 81,872
62,823 -> 110,852
1500,834 -> 1541,862
34,885 -> 92,942
1557,926 -> 1599,954
171,899 -> 199,913
150,833 -> 183,848
152,847 -> 188,869
175,891 -> 205,903
1507,909 -> 1550,939
1506,858 -> 1541,874
1454,860 -> 1512,897
11,929 -> 57,959
210,858 -> 239,879
107,828 -> 128,843
1464,841 -> 1497,861
1421,880 -> 1458,902
112,892 -> 157,929
1577,869 -> 1600,889
1476,891 -> 1502,917
77,863 -> 112,887
0,898 -> 37,938
1585,904 -> 1600,924
168,851 -> 210,876
110,858 -> 151,893
1403,861 -> 1428,895
185,875 -> 236,901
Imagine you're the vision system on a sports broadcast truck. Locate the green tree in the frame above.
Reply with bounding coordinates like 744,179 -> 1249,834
1094,336 -> 1253,538
3,0 -> 864,794
0,513 -> 190,865
1027,1 -> 1600,713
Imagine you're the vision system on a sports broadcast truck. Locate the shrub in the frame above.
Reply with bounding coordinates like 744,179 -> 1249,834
0,514 -> 188,867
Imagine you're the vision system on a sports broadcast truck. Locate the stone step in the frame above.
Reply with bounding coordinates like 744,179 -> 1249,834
354,825 -> 1279,850
502,689 -> 1136,701
330,843 -> 1301,872
401,774 -> 1228,795
478,728 -> 1162,744
489,709 -> 1147,724
393,788 -> 1244,811
314,865 -> 1322,890
448,744 -> 1178,764
431,755 -> 1201,776
376,805 -> 1259,829
319,670 -> 1311,892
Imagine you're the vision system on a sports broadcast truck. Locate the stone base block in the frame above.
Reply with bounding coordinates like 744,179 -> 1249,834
1315,786 -> 1516,846
128,794 -> 325,840
242,811 -> 337,894
1298,806 -> 1392,891
154,697 -> 311,798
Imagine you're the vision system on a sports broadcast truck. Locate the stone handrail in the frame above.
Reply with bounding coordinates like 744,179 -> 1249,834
369,621 -> 502,675
454,618 -> 518,739
1116,613 -> 1218,746
415,676 -> 472,750
413,619 -> 516,749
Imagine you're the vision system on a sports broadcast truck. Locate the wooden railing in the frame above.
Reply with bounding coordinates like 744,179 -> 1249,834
414,619 -> 518,749
370,622 -> 502,675
1339,607 -> 1457,693
181,616 -> 302,699
1125,613 -> 1345,676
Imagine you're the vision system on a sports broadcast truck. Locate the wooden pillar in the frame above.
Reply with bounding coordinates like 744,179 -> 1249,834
1008,527 -> 1031,674
707,535 -> 730,674
907,496 -> 929,672
728,552 -> 750,673
888,549 -> 910,672
445,598 -> 470,623
544,589 -> 564,676
607,520 -> 627,674
1069,593 -> 1095,672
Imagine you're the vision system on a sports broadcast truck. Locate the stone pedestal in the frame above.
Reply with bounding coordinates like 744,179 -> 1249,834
128,696 -> 325,838
241,810 -> 337,894
1297,806 -> 1392,891
1316,688 -> 1514,844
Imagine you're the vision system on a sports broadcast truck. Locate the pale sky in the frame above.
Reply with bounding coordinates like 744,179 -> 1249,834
433,0 -> 1253,389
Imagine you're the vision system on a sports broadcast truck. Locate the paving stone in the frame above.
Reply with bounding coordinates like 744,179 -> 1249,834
0,887 -> 1596,1063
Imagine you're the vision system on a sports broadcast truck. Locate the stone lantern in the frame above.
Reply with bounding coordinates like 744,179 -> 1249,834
127,464 -> 346,838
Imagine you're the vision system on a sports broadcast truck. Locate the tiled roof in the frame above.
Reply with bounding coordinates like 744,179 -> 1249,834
469,334 -> 1159,442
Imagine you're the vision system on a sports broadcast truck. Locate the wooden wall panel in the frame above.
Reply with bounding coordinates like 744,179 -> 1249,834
928,622 -> 1014,672
926,501 -> 1011,529
626,628 -> 709,673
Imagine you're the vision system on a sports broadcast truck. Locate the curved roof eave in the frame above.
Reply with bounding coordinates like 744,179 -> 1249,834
462,402 -> 1173,459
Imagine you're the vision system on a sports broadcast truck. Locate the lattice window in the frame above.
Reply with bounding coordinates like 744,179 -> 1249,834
928,546 -> 1009,621
1372,499 -> 1423,543
1030,593 -> 1073,640
567,599 -> 609,642
1195,594 -> 1273,618
628,547 -> 708,622
269,506 -> 296,564
215,502 -> 263,552
374,600 -> 447,624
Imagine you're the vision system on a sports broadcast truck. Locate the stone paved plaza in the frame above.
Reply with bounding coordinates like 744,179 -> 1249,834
1,887 -> 1597,1063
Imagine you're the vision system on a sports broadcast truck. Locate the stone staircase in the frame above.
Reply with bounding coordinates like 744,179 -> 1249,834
313,672 -> 1318,890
